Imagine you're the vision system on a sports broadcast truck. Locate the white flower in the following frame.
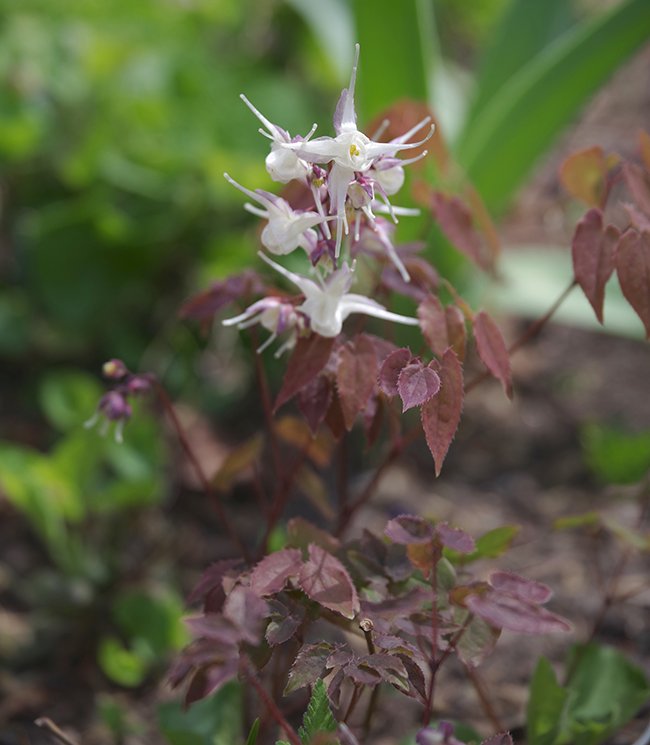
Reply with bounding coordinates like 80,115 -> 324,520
224,173 -> 330,257
240,94 -> 317,184
281,44 -> 434,257
222,297 -> 301,355
258,252 -> 419,338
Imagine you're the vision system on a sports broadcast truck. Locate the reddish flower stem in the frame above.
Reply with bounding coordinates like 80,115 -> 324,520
153,380 -> 249,561
464,664 -> 506,733
242,658 -> 302,745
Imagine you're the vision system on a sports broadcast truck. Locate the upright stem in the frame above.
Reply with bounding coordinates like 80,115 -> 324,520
250,329 -> 283,481
422,544 -> 441,725
153,381 -> 249,560
242,658 -> 302,745
464,664 -> 505,733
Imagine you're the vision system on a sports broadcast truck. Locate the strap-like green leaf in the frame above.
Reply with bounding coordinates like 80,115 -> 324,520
457,0 -> 650,213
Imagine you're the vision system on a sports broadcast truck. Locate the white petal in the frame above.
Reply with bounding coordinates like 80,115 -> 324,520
339,294 -> 420,326
257,251 -> 320,297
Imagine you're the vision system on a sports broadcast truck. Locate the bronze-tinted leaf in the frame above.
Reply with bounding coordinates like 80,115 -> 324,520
421,348 -> 464,476
298,375 -> 333,435
179,270 -> 265,321
336,334 -> 379,430
284,642 -> 334,694
431,192 -> 490,271
385,514 -> 434,544
559,146 -> 614,207
488,571 -> 552,604
571,208 -> 619,324
466,592 -> 571,634
418,295 -> 447,357
623,161 -> 650,215
616,229 -> 650,338
275,334 -> 335,412
436,523 -> 475,553
473,311 -> 512,399
274,416 -> 334,467
445,305 -> 467,361
298,544 -> 360,619
249,548 -> 302,596
397,361 -> 441,412
212,434 -> 264,492
640,130 -> 650,171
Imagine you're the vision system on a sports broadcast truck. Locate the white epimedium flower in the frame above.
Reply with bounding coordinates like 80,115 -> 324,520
240,94 -> 317,184
224,173 -> 332,257
222,297 -> 302,356
281,44 -> 434,257
258,252 -> 419,338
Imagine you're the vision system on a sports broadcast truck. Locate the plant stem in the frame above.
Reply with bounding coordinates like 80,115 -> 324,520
242,658 -> 302,745
153,380 -> 249,560
34,719 -> 79,745
422,544 -> 441,725
465,278 -> 578,395
464,664 -> 505,733
250,328 -> 283,481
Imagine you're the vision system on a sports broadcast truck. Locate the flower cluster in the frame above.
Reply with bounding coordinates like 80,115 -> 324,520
85,359 -> 152,442
224,44 -> 432,352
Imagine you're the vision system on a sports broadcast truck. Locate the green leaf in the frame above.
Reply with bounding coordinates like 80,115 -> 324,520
564,644 -> 650,744
582,423 -> 650,485
457,0 -> 650,213
527,658 -> 568,745
245,719 -> 260,745
445,525 -> 520,564
352,0 -> 434,120
158,683 -> 243,745
98,637 -> 149,688
113,589 -> 188,658
298,679 -> 338,744
467,0 -> 575,123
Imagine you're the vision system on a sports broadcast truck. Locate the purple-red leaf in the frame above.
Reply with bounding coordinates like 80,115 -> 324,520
473,311 -> 512,399
336,334 -> 379,430
445,305 -> 467,361
249,548 -> 302,596
421,348 -> 464,476
466,592 -> 571,634
417,295 -> 448,358
298,374 -> 333,435
385,515 -> 434,545
456,615 -> 500,668
488,571 -> 552,604
616,229 -> 650,339
284,642 -> 334,694
275,334 -> 335,412
185,661 -> 239,706
378,347 -> 412,396
180,270 -> 264,321
623,161 -> 650,215
431,192 -> 491,271
298,544 -> 360,619
572,208 -> 619,323
482,734 -> 514,745
222,586 -> 269,644
397,361 -> 441,412
437,523 -> 475,553
265,599 -> 303,646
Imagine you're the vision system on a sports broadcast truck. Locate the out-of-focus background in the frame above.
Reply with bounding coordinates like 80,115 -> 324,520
1,0 -> 650,743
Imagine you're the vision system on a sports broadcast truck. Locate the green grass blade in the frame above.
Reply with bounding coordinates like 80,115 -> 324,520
456,0 -> 650,213
352,0 -> 436,120
466,0 -> 575,123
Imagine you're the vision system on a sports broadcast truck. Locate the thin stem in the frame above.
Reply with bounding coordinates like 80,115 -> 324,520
242,658 -> 302,745
343,684 -> 364,724
465,278 -> 578,395
250,328 -> 283,480
34,719 -> 79,745
464,664 -> 506,733
153,381 -> 249,560
337,437 -> 350,517
422,544 -> 441,725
